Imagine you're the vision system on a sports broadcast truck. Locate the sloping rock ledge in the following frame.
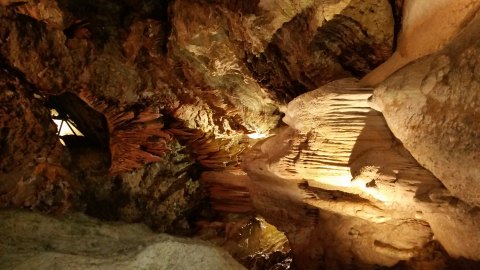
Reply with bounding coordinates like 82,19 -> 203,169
0,210 -> 245,270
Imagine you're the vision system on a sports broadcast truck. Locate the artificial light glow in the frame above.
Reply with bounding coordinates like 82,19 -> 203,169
247,132 -> 269,139
350,178 -> 389,203
309,171 -> 389,203
358,185 -> 388,202
52,119 -> 84,137
50,109 -> 84,146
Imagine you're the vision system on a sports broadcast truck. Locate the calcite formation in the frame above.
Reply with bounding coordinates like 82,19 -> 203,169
372,11 -> 480,207
78,89 -> 172,175
244,78 -> 480,269
1,0 -> 480,269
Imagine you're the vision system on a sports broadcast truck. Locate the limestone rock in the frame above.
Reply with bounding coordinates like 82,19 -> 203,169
244,78 -> 480,269
247,0 -> 394,100
0,0 -> 396,229
363,0 -> 480,85
0,210 -> 245,270
372,11 -> 480,206
169,0 -> 281,135
4,0 -> 480,268
0,66 -> 76,212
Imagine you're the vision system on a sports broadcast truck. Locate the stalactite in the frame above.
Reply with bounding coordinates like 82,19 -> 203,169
78,89 -> 172,175
167,122 -> 245,170
167,121 -> 253,213
201,170 -> 253,213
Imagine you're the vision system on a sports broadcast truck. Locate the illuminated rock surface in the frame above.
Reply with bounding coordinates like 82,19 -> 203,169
372,11 -> 480,207
0,0 -> 392,229
244,78 -> 480,269
0,0 -> 479,269
362,0 -> 480,85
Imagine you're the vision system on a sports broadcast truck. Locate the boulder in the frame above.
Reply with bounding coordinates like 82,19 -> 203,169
0,210 -> 245,270
372,11 -> 480,206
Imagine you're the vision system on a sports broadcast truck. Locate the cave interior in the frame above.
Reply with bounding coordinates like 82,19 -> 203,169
1,0 -> 480,269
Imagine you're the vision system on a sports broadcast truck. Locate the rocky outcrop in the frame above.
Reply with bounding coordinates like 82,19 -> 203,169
0,0 -> 397,224
0,210 -> 245,270
243,78 -> 480,269
247,0 -> 394,100
372,10 -> 480,206
0,64 -> 76,213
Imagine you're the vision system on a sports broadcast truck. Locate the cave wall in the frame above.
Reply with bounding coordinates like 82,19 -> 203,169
0,62 -> 75,212
1,0 -> 480,269
243,4 -> 480,269
0,0 -> 393,225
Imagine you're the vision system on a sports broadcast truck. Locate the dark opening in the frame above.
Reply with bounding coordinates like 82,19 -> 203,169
47,92 -> 111,172
47,92 -> 109,148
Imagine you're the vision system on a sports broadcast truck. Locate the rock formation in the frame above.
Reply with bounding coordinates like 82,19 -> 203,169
372,10 -> 480,207
1,0 -> 480,269
0,210 -> 245,270
362,0 -> 480,85
244,78 -> 480,269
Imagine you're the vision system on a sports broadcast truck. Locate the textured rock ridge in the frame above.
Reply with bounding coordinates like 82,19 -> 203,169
244,78 -> 480,269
